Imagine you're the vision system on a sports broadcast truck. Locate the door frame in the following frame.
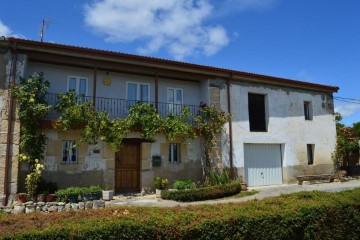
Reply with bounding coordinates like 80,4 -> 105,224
115,138 -> 142,193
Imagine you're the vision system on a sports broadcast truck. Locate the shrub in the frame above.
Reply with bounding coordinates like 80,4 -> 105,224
162,181 -> 241,202
153,177 -> 168,190
2,188 -> 360,239
172,179 -> 195,190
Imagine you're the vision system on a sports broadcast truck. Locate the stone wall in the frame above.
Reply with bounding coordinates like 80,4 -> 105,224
0,90 -> 20,206
1,199 -> 111,214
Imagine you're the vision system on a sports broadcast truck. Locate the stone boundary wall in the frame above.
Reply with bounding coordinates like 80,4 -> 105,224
0,200 -> 115,214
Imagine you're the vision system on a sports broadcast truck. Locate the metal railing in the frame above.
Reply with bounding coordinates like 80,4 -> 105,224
44,93 -> 200,121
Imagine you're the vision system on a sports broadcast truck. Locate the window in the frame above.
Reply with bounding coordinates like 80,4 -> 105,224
169,143 -> 180,163
248,93 -> 267,132
127,82 -> 149,103
304,101 -> 313,120
167,88 -> 183,114
307,144 -> 314,165
68,76 -> 87,96
62,140 -> 78,164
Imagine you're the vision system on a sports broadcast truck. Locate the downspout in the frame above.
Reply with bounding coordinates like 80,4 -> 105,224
3,40 -> 17,206
93,66 -> 97,107
227,76 -> 234,180
155,72 -> 159,112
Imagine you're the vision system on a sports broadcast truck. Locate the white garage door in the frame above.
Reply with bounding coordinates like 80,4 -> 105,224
244,144 -> 283,187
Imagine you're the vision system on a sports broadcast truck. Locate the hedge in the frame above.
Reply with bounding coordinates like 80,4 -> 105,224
1,188 -> 360,239
161,181 -> 241,202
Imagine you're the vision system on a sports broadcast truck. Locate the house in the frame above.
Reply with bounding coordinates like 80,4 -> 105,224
0,38 -> 338,205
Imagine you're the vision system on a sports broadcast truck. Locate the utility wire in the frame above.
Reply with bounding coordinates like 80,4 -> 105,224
333,96 -> 360,104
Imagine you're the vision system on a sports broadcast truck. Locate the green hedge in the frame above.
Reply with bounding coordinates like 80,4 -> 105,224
161,181 -> 241,202
1,188 -> 360,239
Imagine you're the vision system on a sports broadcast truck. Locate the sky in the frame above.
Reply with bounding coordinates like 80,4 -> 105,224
1,0 -> 359,126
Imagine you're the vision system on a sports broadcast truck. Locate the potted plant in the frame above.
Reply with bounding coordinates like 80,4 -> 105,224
239,176 -> 248,191
38,179 -> 58,202
102,185 -> 114,201
16,193 -> 27,203
80,187 -> 91,201
89,185 -> 102,200
153,177 -> 168,198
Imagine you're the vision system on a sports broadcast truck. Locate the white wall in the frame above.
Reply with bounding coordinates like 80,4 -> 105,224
223,81 -> 336,171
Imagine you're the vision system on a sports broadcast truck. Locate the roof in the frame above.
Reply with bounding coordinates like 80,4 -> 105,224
1,37 -> 339,93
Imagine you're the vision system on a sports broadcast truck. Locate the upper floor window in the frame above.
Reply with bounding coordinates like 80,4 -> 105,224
248,93 -> 267,132
68,76 -> 87,96
167,88 -> 183,114
127,82 -> 149,103
304,101 -> 313,120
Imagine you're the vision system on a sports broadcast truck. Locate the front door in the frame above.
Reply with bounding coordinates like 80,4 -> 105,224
115,141 -> 140,193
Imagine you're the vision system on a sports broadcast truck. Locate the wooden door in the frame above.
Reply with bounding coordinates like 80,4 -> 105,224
115,141 -> 140,193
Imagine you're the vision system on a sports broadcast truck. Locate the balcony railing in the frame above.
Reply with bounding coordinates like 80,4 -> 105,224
44,93 -> 200,121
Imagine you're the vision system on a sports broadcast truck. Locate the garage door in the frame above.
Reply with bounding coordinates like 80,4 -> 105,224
244,144 -> 283,187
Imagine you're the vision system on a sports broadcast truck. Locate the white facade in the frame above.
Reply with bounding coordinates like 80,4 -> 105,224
220,81 -> 336,185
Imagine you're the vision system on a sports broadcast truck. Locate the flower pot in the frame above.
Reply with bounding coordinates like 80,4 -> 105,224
45,194 -> 56,202
156,189 -> 162,198
37,194 -> 46,202
81,193 -> 90,201
17,193 -> 27,203
69,194 -> 79,203
102,190 -> 114,201
241,183 -> 248,191
91,192 -> 101,200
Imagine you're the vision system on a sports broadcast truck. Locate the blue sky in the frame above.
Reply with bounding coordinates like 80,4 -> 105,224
1,0 -> 359,126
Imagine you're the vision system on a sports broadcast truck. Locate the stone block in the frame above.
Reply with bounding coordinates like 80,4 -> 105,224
78,202 -> 85,210
65,203 -> 71,211
13,205 -> 25,214
106,159 -> 115,169
25,205 -> 35,213
141,143 -> 151,160
93,200 -> 105,209
85,201 -> 93,210
70,203 -> 79,210
48,206 -> 58,212
209,87 -> 220,96
0,132 -> 8,144
103,144 -> 114,159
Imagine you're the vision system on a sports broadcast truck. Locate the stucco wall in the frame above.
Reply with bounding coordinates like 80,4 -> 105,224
36,130 -> 203,192
221,80 -> 336,183
26,62 -> 203,107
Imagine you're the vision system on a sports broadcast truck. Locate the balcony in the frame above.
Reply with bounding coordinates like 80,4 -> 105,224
44,93 -> 200,121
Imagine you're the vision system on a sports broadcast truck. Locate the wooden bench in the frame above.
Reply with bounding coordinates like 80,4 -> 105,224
296,174 -> 337,185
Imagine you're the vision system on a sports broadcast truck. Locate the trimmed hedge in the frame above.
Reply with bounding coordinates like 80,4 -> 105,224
1,188 -> 360,239
161,181 -> 241,202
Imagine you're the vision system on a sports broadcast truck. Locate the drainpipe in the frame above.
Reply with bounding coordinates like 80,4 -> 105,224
3,40 -> 17,206
227,76 -> 234,180
93,66 -> 97,107
155,72 -> 159,112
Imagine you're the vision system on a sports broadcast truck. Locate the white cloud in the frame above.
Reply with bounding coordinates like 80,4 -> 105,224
335,103 -> 360,118
84,0 -> 229,60
0,20 -> 12,36
0,19 -> 24,38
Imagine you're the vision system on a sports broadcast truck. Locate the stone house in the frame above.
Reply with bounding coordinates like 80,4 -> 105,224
0,38 -> 338,205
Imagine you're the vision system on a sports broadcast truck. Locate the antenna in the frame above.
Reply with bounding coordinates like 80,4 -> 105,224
40,19 -> 51,42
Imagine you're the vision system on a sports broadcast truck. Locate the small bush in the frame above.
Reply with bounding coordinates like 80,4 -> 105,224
205,168 -> 230,186
172,180 -> 195,190
1,188 -> 360,239
162,181 -> 241,202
